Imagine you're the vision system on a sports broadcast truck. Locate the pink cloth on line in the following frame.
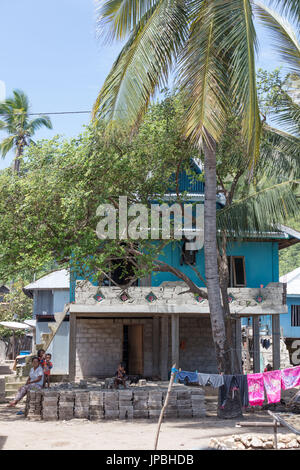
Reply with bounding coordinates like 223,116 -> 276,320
247,373 -> 264,407
263,370 -> 282,404
281,366 -> 300,390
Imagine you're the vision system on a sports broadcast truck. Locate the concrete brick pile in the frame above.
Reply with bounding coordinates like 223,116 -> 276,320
58,391 -> 74,420
25,390 -> 42,420
74,391 -> 89,419
119,390 -> 133,420
89,391 -> 104,420
104,391 -> 119,420
25,387 -> 206,421
41,391 -> 58,421
133,390 -> 149,419
148,391 -> 163,419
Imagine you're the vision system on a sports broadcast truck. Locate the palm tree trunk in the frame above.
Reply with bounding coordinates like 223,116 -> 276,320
14,141 -> 23,174
203,134 -> 243,419
203,134 -> 231,374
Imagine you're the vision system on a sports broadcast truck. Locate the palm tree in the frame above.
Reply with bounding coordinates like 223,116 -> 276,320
92,0 -> 299,373
0,90 -> 52,173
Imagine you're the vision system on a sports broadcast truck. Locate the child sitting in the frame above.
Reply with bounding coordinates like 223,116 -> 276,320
114,362 -> 128,389
40,353 -> 53,388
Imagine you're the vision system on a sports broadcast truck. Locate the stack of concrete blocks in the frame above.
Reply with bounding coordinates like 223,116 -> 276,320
162,390 -> 178,418
58,391 -> 75,420
148,391 -> 163,419
41,390 -> 59,421
25,389 -> 43,420
74,391 -> 89,419
118,390 -> 133,419
190,389 -> 205,418
176,389 -> 193,418
104,391 -> 119,419
133,390 -> 149,419
89,391 -> 104,420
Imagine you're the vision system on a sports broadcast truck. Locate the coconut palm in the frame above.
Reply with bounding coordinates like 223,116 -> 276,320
92,0 -> 300,373
0,90 -> 52,173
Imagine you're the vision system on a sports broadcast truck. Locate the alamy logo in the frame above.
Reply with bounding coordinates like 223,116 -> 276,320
0,80 -> 5,102
96,196 -> 204,250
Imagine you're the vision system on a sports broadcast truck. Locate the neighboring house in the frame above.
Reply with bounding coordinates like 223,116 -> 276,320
279,267 -> 300,365
23,269 -> 70,375
68,161 -> 300,381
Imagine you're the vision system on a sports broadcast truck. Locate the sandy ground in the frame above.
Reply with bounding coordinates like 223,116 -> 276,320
0,399 -> 295,450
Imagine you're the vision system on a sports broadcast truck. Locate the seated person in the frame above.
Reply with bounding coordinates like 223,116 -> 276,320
8,356 -> 44,407
114,362 -> 128,389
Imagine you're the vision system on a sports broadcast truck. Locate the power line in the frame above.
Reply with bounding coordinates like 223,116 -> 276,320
27,110 -> 92,116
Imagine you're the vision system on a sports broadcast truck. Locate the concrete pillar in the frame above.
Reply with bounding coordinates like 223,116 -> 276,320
152,317 -> 160,378
171,314 -> 179,369
160,316 -> 169,380
252,316 -> 260,373
235,317 -> 242,373
272,314 -> 280,370
69,313 -> 77,382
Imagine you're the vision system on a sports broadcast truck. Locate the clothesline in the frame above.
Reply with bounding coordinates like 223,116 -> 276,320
172,365 -> 300,408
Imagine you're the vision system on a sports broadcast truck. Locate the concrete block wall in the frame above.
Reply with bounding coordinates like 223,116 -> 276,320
178,317 -> 218,373
75,318 -> 153,379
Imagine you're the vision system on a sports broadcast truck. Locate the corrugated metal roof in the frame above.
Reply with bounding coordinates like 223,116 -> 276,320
24,269 -> 69,290
280,267 -> 300,295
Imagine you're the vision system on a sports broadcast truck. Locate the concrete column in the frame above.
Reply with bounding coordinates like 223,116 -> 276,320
152,317 -> 160,378
235,317 -> 242,373
272,314 -> 280,370
252,316 -> 260,373
69,313 -> 77,382
171,314 -> 179,369
160,316 -> 169,380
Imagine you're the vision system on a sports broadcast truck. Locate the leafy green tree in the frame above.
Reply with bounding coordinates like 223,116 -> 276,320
0,90 -> 52,173
92,0 -> 299,373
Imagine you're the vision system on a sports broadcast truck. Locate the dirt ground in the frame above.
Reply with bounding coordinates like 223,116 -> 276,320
0,398 -> 297,450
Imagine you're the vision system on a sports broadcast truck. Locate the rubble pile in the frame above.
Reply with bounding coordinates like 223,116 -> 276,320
209,433 -> 300,450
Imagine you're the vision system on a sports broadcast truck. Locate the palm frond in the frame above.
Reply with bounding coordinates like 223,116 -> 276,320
178,1 -> 229,147
214,0 -> 262,167
217,179 -> 300,235
266,0 -> 300,23
272,92 -> 300,137
95,0 -> 160,42
0,136 -> 15,158
254,1 -> 300,74
93,0 -> 188,125
28,116 -> 53,132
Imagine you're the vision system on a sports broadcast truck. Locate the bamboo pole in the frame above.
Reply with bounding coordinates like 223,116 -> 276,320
154,363 -> 177,450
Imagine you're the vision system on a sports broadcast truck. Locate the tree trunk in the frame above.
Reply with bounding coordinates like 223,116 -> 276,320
203,135 -> 231,374
203,135 -> 242,419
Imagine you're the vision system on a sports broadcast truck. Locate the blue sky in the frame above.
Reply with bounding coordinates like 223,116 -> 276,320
0,0 -> 285,169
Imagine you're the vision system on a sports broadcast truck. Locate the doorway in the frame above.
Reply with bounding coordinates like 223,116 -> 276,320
123,325 -> 144,375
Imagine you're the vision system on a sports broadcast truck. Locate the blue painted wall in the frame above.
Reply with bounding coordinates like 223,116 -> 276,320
280,295 -> 300,339
151,240 -> 279,288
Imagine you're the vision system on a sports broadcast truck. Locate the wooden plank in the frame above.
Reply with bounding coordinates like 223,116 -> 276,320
68,313 -> 77,382
152,318 -> 160,377
171,314 -> 179,368
272,315 -> 280,370
160,317 -> 169,380
252,316 -> 260,373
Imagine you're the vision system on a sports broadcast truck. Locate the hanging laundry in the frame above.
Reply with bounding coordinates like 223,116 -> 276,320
281,366 -> 300,390
197,373 -> 224,388
263,370 -> 282,404
219,375 -> 238,408
176,370 -> 198,384
197,373 -> 210,386
207,374 -> 224,388
247,373 -> 265,407
235,375 -> 249,407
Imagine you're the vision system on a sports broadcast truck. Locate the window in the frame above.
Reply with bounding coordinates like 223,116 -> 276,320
291,305 -> 300,327
227,256 -> 246,287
